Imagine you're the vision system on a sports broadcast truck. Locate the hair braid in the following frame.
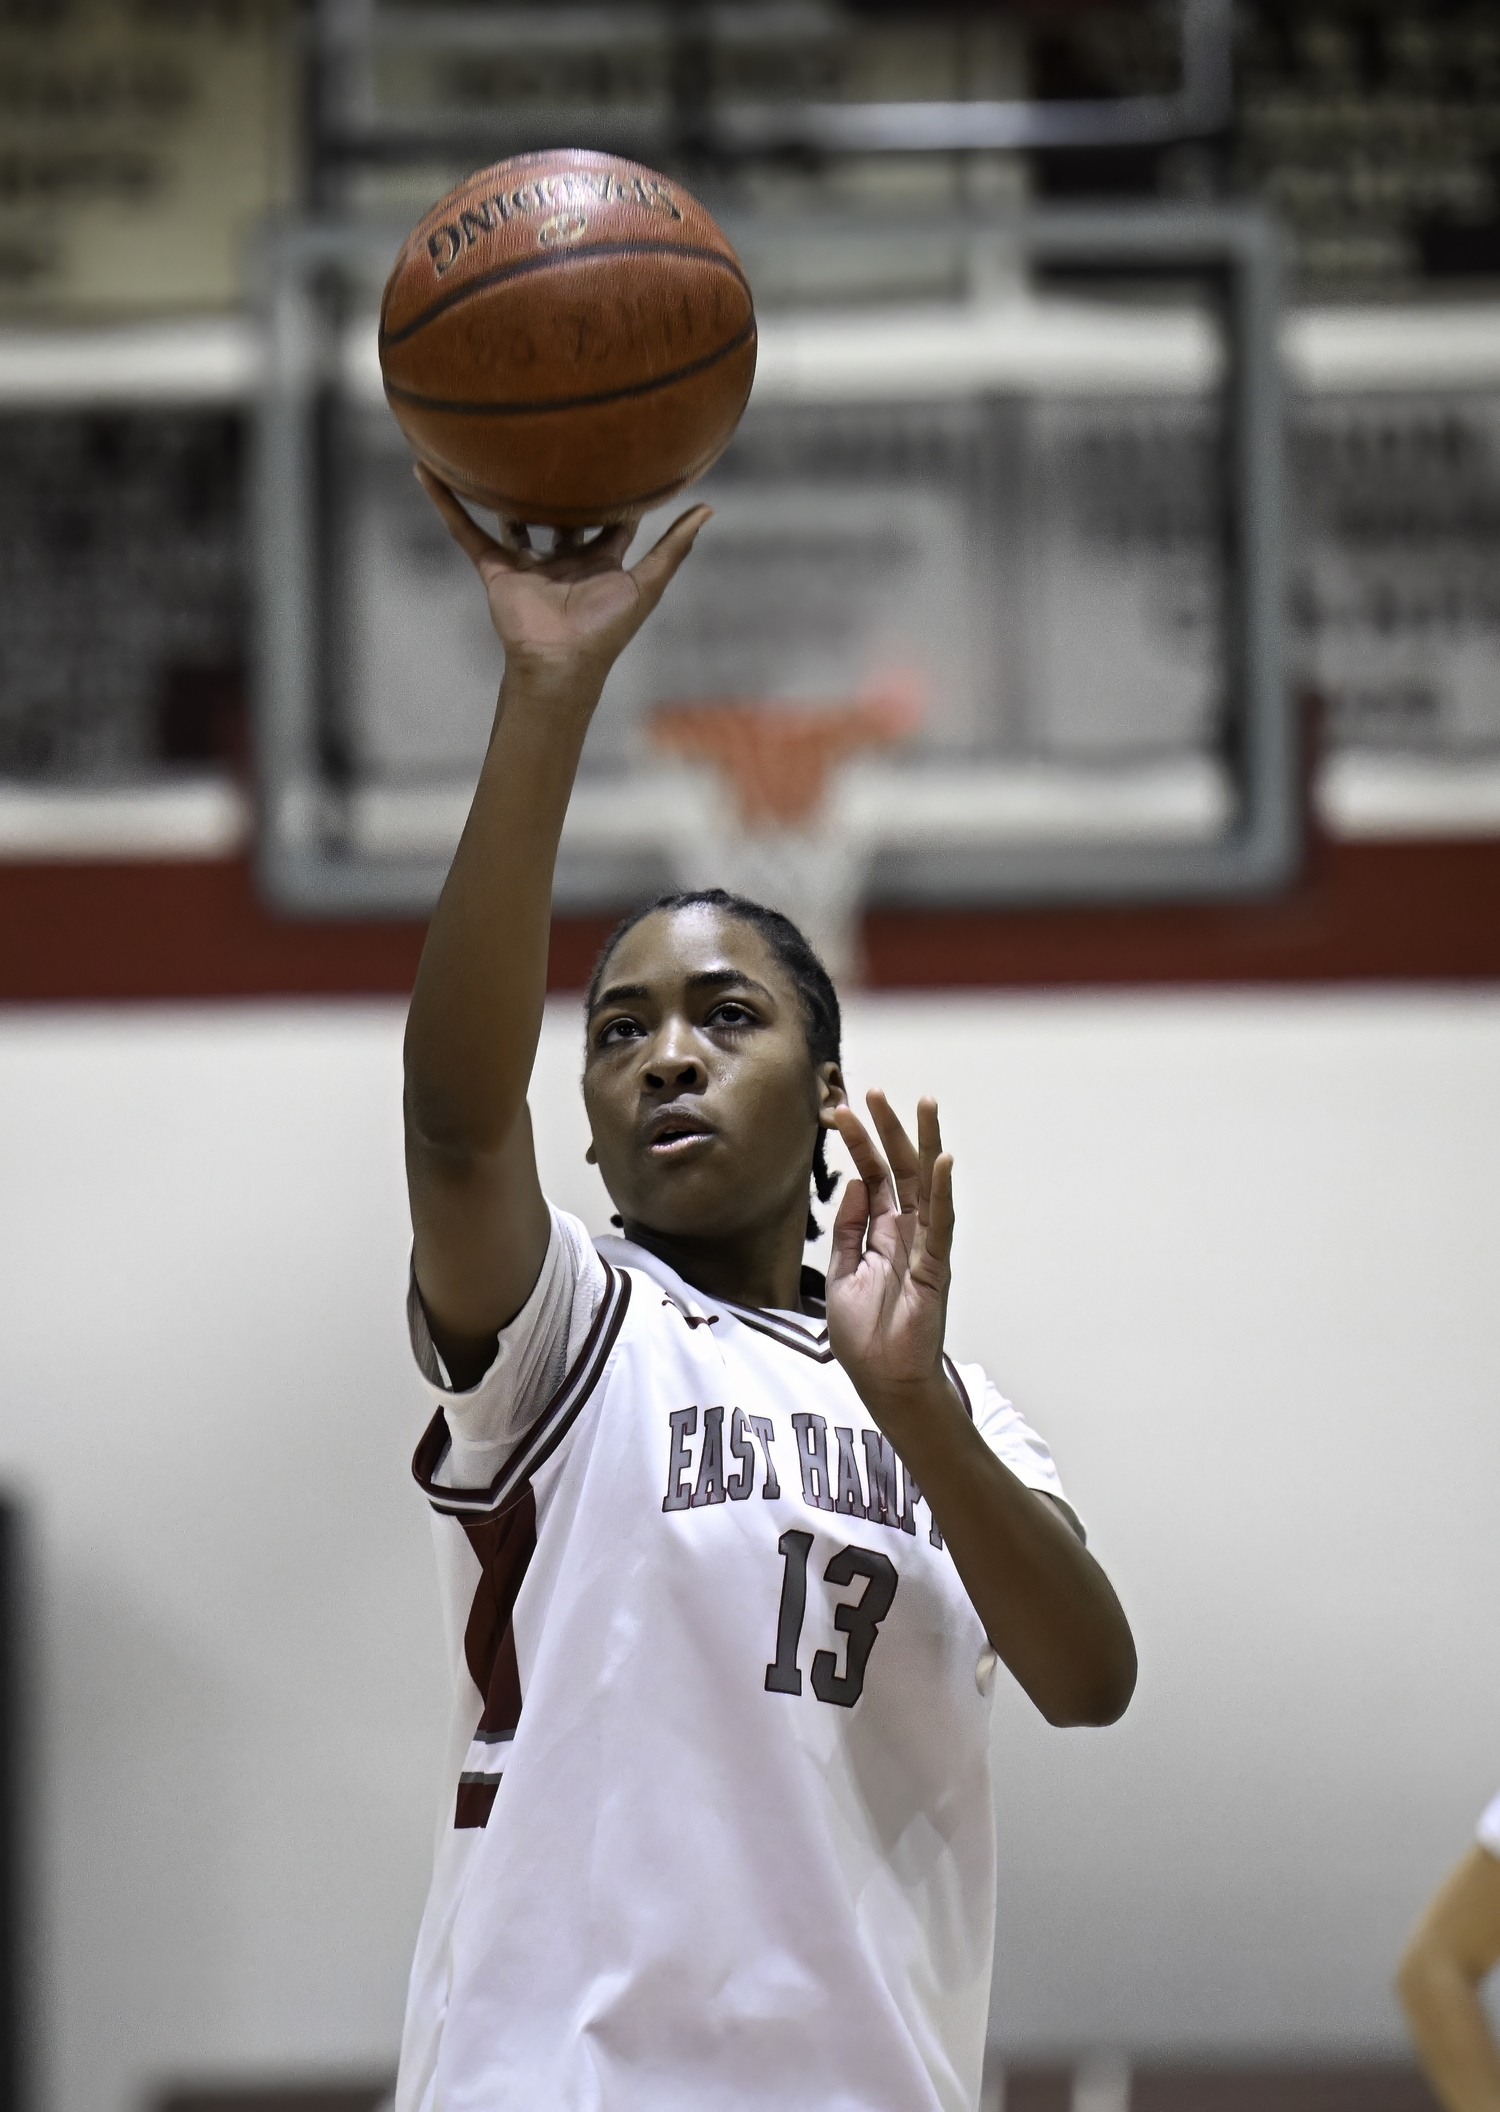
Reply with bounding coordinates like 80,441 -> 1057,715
587,887 -> 842,1244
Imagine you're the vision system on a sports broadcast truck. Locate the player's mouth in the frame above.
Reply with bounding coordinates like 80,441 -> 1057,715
645,1107 -> 716,1158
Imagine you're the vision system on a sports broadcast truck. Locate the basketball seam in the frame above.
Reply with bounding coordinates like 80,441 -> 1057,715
382,317 -> 757,419
380,239 -> 752,350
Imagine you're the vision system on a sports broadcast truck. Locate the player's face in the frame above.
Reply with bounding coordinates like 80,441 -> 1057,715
583,905 -> 842,1244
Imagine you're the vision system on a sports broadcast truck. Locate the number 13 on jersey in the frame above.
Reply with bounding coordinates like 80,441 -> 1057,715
765,1529 -> 900,1708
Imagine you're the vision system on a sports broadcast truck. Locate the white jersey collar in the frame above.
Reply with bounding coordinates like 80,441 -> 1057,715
594,1234 -> 829,1348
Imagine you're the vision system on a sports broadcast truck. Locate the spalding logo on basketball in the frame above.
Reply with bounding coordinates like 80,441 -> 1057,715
378,149 -> 758,528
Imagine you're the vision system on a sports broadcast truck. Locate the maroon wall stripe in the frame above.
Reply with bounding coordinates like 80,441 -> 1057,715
864,834 -> 1500,989
0,835 -> 1497,1005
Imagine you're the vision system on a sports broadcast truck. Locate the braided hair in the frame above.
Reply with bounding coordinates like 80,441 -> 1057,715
586,887 -> 842,1241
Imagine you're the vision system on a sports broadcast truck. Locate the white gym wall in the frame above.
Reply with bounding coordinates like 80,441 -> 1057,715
1,989 -> 1498,2112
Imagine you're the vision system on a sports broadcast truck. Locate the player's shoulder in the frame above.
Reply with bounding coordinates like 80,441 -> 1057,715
948,1356 -> 1087,1539
943,1354 -> 1003,1418
948,1354 -> 1039,1450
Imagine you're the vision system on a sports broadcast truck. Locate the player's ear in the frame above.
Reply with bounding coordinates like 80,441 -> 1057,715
585,1140 -> 598,1164
816,1062 -> 847,1122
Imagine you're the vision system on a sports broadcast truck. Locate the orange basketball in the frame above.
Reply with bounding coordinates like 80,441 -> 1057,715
378,150 -> 757,528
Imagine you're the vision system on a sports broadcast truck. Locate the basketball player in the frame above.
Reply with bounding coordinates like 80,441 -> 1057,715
395,468 -> 1138,2112
1398,1790 -> 1500,2112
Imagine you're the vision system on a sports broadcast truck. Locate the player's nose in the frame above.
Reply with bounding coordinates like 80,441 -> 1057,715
641,1017 -> 705,1091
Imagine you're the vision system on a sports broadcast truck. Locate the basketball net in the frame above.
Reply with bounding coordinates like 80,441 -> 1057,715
647,675 -> 923,981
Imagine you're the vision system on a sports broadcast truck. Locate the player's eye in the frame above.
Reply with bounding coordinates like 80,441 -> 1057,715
596,1016 -> 642,1046
708,1000 -> 755,1028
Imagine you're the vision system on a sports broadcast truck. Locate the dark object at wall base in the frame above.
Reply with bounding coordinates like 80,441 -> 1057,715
1132,2068 -> 1441,2112
1005,2070 -> 1441,2112
155,2086 -> 392,2112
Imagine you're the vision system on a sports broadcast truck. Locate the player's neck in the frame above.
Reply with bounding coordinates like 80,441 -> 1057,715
619,1213 -> 813,1315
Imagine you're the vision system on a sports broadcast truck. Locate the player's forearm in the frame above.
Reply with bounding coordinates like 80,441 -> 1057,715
1399,1954 -> 1500,2112
869,1377 -> 1137,1727
404,663 -> 602,1155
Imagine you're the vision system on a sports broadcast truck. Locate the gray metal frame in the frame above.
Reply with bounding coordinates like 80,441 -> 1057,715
880,200 -> 1294,908
310,0 -> 1230,182
252,218 -> 446,913
252,199 -> 1292,916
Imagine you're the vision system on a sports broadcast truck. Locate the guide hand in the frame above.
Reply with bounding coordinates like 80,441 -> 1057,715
415,463 -> 710,690
825,1091 -> 955,1426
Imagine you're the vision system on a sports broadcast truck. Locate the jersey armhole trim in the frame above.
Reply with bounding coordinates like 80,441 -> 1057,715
413,1262 -> 632,1520
943,1355 -> 974,1418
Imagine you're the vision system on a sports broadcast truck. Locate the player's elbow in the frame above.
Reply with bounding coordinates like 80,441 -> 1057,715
1038,1635 -> 1138,1728
1396,1940 -> 1443,2038
402,1076 -> 516,1168
1397,1938 -> 1490,2067
1396,1934 -> 1464,2027
1050,1673 -> 1136,1729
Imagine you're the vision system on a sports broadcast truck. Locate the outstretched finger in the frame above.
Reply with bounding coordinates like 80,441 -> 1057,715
627,504 -> 712,604
915,1096 -> 943,1220
414,463 -> 516,571
921,1151 -> 955,1272
865,1089 -> 920,1214
826,1176 -> 871,1286
832,1104 -> 898,1224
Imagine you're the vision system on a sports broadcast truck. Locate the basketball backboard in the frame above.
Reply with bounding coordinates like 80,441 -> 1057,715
253,199 -> 1290,954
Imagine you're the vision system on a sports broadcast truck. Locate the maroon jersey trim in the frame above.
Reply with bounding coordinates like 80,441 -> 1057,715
412,1261 -> 632,1520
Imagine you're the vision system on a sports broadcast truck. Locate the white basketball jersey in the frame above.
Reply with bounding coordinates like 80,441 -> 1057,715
396,1231 -> 1076,2112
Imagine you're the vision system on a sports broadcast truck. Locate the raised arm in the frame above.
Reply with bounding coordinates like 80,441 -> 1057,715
404,468 -> 710,1388
825,1091 -> 1137,1728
